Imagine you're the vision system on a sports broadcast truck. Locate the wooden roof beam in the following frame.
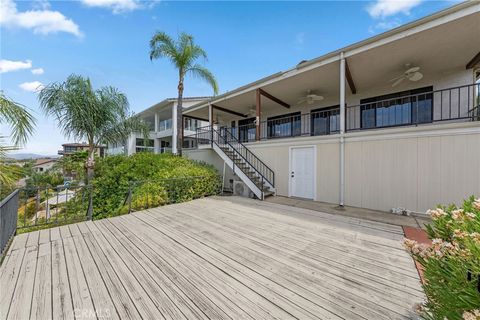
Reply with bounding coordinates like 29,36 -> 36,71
211,104 -> 248,118
258,88 -> 290,109
466,51 -> 480,70
345,59 -> 357,94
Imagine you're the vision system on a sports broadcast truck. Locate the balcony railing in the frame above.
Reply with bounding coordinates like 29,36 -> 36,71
346,83 -> 480,131
207,83 -> 479,143
134,146 -> 172,154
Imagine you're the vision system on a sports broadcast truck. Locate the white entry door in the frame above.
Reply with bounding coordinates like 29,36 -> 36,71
290,146 -> 315,199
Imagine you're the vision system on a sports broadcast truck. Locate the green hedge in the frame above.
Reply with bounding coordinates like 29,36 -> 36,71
91,153 -> 221,218
405,196 -> 480,319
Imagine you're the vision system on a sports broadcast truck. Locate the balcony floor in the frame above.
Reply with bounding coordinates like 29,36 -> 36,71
1,196 -> 424,320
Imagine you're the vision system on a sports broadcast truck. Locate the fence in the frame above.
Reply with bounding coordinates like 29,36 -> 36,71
16,185 -> 92,231
0,176 -> 220,236
0,190 -> 19,260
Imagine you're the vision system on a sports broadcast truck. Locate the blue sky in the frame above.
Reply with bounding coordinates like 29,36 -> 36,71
1,0 -> 456,155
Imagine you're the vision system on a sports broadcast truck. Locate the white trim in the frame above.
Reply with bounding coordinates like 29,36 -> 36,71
288,145 -> 317,201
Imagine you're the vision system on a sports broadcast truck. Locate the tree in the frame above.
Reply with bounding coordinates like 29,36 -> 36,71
0,92 -> 36,189
38,75 -> 148,183
149,31 -> 218,155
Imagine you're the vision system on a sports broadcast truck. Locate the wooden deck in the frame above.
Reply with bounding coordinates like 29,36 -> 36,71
1,196 -> 424,320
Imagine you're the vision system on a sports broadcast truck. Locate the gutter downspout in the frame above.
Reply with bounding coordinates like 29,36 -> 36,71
339,52 -> 346,207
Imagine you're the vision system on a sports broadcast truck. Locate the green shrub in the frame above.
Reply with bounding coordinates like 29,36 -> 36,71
404,196 -> 480,320
91,153 -> 221,218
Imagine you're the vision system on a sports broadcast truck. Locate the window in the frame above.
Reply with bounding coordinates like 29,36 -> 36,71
184,118 -> 199,131
267,112 -> 301,139
135,138 -> 154,153
310,106 -> 340,136
360,86 -> 433,129
64,146 -> 77,153
238,118 -> 256,142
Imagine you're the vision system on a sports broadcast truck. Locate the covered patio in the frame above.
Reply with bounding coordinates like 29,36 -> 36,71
1,196 -> 424,320
184,4 -> 479,142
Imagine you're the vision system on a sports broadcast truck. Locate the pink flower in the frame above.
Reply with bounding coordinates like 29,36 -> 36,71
473,199 -> 480,210
428,208 -> 447,219
465,212 -> 476,220
463,309 -> 480,320
452,209 -> 464,220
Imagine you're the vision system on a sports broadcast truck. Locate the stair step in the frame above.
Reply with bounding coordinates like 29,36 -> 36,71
263,191 -> 274,197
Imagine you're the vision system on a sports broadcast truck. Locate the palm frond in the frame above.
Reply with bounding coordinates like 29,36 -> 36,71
0,138 -> 21,187
0,92 -> 36,145
149,31 -> 180,63
187,64 -> 219,95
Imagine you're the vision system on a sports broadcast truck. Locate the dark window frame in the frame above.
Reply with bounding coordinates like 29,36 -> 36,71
266,112 -> 301,139
310,105 -> 340,136
360,86 -> 433,129
238,117 -> 256,142
135,138 -> 154,147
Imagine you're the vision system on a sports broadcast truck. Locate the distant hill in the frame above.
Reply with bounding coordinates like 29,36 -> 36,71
8,153 -> 60,160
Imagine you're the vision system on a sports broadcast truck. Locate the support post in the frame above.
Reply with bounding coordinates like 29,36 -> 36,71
339,52 -> 346,207
209,103 -> 213,146
172,103 -> 178,154
256,89 -> 261,141
87,186 -> 93,220
154,112 -> 159,132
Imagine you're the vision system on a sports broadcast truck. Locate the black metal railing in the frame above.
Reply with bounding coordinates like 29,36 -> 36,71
233,108 -> 341,142
190,83 -> 479,144
4,176 -> 220,234
212,127 -> 275,189
1,190 -> 19,260
347,83 -> 480,131
16,185 -> 92,231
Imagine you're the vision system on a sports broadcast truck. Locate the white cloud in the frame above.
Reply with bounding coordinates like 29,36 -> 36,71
295,32 -> 305,45
31,68 -> 44,75
81,0 -> 140,13
367,0 -> 423,18
0,59 -> 32,73
368,18 -> 402,33
0,0 -> 82,37
19,81 -> 45,92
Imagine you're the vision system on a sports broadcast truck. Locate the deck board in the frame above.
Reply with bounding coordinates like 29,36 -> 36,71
0,196 -> 423,320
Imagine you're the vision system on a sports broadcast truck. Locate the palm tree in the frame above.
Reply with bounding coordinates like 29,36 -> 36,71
149,31 -> 218,155
0,92 -> 36,188
38,74 -> 148,183
0,92 -> 36,146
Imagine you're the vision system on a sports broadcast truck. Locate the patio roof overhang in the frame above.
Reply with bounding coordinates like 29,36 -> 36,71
184,1 -> 480,120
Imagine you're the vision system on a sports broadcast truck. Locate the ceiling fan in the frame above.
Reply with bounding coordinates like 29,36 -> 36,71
297,90 -> 324,105
390,64 -> 423,87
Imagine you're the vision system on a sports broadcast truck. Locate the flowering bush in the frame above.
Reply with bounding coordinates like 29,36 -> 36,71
404,196 -> 480,320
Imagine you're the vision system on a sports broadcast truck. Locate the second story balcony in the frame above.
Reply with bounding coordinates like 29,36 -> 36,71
190,83 -> 480,144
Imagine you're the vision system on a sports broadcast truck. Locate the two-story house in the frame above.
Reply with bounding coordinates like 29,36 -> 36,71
182,1 -> 480,214
107,97 -> 210,155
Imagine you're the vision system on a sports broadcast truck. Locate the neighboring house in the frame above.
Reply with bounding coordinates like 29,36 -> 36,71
58,143 -> 105,158
107,97 -> 210,156
32,158 -> 58,173
183,1 -> 480,213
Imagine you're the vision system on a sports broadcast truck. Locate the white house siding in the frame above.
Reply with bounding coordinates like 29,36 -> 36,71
242,122 -> 479,213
